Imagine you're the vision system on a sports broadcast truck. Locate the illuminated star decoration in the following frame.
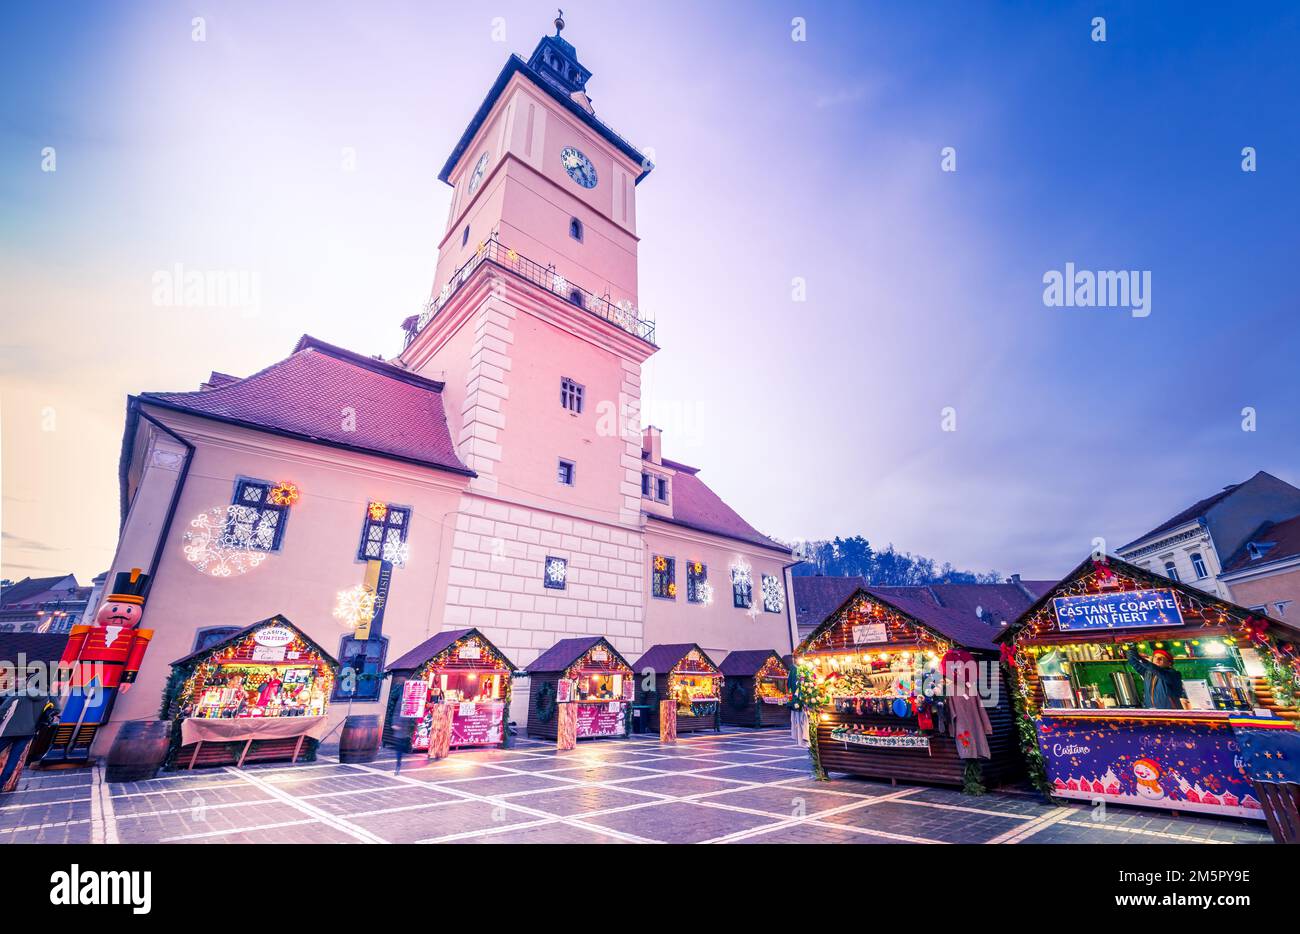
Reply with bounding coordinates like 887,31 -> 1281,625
368,501 -> 388,522
333,585 -> 376,631
182,506 -> 271,577
267,481 -> 300,507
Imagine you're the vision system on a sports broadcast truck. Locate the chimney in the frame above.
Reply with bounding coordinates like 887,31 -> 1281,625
1009,573 -> 1021,584
642,425 -> 662,465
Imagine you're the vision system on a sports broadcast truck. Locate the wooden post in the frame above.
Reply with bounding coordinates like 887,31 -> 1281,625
659,700 -> 677,744
426,704 -> 453,760
557,702 -> 578,751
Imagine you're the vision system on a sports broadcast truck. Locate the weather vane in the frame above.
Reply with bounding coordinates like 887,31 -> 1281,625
555,9 -> 565,36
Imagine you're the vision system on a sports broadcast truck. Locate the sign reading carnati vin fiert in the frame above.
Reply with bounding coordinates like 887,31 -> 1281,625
1052,589 -> 1184,632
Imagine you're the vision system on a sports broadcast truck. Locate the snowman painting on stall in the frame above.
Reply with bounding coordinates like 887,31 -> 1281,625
1132,757 -> 1166,801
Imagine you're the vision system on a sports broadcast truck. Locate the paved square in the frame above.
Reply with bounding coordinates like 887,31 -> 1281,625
0,728 -> 1275,844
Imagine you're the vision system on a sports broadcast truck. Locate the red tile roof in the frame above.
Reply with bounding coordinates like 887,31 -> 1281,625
649,459 -> 788,553
140,336 -> 471,475
1221,515 -> 1300,574
0,632 -> 70,667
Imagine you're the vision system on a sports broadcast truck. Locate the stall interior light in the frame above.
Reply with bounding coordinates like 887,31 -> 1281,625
1204,641 -> 1228,657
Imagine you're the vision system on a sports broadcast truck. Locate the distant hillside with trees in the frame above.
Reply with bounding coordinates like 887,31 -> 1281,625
790,535 -> 1002,586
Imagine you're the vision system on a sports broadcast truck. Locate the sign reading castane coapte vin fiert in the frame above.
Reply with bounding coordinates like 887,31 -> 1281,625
1052,589 -> 1184,632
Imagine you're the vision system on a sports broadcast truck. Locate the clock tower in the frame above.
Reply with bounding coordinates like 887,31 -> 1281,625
401,17 -> 657,569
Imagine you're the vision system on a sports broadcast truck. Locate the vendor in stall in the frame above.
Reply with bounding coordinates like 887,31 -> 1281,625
1126,646 -> 1188,710
1000,554 -> 1300,821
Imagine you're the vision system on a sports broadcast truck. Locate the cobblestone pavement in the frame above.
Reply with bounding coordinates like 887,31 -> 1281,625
0,728 -> 1273,844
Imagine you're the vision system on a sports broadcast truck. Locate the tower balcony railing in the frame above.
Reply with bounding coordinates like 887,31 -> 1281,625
404,236 -> 656,347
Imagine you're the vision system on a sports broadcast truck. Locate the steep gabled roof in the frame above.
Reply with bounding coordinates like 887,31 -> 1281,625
648,459 -> 788,554
792,576 -> 867,629
138,336 -> 471,476
1117,471 -> 1294,552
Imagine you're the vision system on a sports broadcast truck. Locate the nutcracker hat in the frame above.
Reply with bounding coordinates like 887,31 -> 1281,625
106,568 -> 149,605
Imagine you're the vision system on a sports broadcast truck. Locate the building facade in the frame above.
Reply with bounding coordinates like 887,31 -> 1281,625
0,574 -> 90,634
87,26 -> 794,754
1115,470 -> 1300,598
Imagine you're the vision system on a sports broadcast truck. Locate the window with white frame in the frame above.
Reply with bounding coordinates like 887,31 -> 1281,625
1164,561 -> 1180,582
761,574 -> 784,613
651,556 -> 676,599
686,562 -> 708,604
1189,552 -> 1208,579
732,565 -> 753,609
557,459 -> 576,486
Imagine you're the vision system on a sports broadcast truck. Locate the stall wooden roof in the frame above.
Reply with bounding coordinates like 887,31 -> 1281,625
525,636 -> 632,675
995,553 -> 1300,646
170,614 -> 339,668
631,643 -> 721,675
719,649 -> 786,677
386,627 -> 515,673
797,587 -> 1004,656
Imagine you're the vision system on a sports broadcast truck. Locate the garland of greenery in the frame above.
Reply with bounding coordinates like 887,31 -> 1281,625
535,680 -> 557,723
1259,637 -> 1299,709
790,662 -> 830,780
962,760 -> 987,796
1005,659 -> 1052,797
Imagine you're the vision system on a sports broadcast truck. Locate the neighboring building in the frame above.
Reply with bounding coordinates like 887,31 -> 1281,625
0,574 -> 90,634
1115,471 -> 1300,598
790,574 -> 1053,643
1217,515 -> 1300,622
90,22 -> 793,755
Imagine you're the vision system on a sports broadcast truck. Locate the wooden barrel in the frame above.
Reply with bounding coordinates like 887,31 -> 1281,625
105,720 -> 172,783
339,714 -> 380,763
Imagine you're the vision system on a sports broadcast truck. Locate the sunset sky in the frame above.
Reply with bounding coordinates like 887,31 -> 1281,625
2,0 -> 1298,583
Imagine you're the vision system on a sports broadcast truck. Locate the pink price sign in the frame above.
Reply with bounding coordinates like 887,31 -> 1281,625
451,701 -> 505,748
577,701 -> 626,738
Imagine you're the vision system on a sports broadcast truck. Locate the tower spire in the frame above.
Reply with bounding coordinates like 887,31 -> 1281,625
555,9 -> 565,36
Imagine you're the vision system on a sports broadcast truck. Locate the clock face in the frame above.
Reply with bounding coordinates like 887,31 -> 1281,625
468,151 -> 489,196
560,147 -> 598,189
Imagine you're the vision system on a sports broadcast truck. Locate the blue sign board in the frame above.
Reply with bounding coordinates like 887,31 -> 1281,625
1052,588 -> 1184,632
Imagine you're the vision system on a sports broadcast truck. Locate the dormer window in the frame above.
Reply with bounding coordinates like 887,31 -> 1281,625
569,217 -> 584,242
655,477 -> 669,503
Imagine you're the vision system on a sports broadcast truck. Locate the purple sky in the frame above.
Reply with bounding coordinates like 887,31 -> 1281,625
2,1 -> 1298,583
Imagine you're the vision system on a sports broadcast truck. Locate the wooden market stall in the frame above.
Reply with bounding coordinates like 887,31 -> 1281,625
163,616 -> 338,769
525,636 -> 635,742
633,644 -> 724,735
795,589 -> 1020,791
383,628 -> 515,755
998,555 -> 1300,821
719,649 -> 791,728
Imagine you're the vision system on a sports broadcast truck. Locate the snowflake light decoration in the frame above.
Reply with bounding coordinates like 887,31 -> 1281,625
382,539 -> 410,568
696,581 -> 714,607
333,585 -> 376,631
544,556 -> 567,590
762,575 -> 785,613
182,506 -> 271,577
551,273 -> 567,294
730,561 -> 752,588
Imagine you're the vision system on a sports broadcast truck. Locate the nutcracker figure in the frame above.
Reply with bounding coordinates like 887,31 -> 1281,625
42,568 -> 155,763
